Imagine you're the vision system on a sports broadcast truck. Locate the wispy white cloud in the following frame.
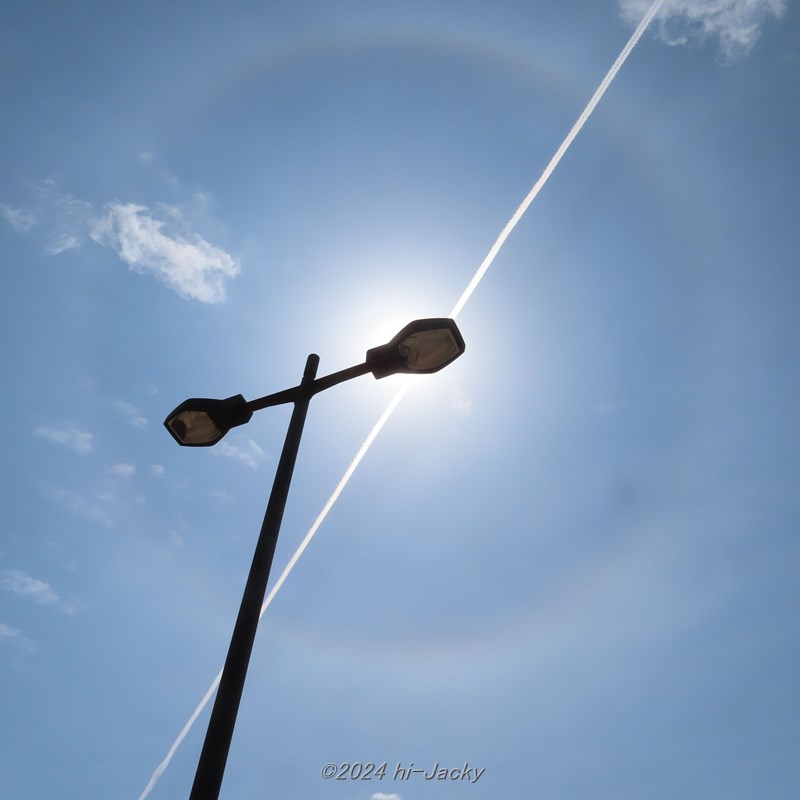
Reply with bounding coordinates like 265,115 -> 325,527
619,0 -> 787,59
0,622 -> 36,652
215,438 -> 266,469
0,570 -> 76,616
110,462 -> 136,477
90,202 -> 240,303
111,400 -> 148,428
3,181 -> 239,302
0,622 -> 21,640
34,424 -> 94,454
45,486 -> 114,529
371,794 -> 402,800
31,180 -> 96,253
87,506 -> 114,527
210,488 -> 234,506
45,231 -> 83,255
1,570 -> 59,606
149,464 -> 166,477
0,203 -> 37,233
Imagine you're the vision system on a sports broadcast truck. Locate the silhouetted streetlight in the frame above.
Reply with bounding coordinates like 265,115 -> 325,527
164,318 -> 465,800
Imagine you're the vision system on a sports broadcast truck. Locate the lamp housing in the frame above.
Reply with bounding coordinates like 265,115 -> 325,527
164,394 -> 253,447
365,318 -> 465,379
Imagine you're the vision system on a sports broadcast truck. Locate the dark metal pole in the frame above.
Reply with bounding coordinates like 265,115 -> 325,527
188,353 -> 320,800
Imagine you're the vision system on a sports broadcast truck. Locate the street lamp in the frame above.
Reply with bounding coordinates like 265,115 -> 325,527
164,318 -> 465,800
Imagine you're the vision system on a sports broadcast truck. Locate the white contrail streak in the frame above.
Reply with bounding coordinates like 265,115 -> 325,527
257,384 -> 409,618
137,674 -> 223,800
138,3 -> 662,796
450,0 -> 664,318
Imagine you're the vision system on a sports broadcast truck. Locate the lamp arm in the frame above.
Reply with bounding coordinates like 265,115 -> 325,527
309,362 -> 370,395
246,361 -> 371,412
245,386 -> 301,412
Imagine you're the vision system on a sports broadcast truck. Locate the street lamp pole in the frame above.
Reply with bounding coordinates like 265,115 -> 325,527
188,354 -> 320,800
164,318 -> 466,800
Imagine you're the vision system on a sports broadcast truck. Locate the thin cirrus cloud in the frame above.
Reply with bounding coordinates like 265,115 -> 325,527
0,203 -> 37,233
1,182 -> 240,303
619,0 -> 788,59
45,485 -> 114,529
5,181 -> 97,254
0,622 -> 22,640
45,194 -> 95,255
215,438 -> 267,469
1,570 -> 60,606
110,462 -> 136,477
0,622 -> 35,652
112,400 -> 148,429
34,424 -> 94,454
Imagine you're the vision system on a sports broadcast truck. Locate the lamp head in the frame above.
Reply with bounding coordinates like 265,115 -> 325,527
164,394 -> 252,446
365,318 -> 465,379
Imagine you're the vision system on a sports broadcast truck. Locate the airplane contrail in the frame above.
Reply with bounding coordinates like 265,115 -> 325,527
138,2 -> 663,796
256,384 -> 410,618
450,0 -> 664,318
137,671 -> 223,800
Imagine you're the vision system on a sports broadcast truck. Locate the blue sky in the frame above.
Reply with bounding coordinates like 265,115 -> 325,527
2,1 -> 799,798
